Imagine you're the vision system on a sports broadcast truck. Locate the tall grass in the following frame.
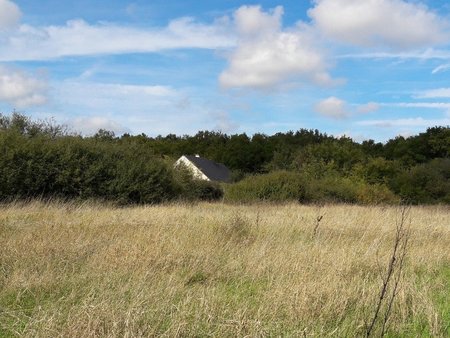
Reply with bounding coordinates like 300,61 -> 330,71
0,202 -> 449,337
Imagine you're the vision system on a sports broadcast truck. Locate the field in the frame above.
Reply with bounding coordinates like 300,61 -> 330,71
0,202 -> 449,337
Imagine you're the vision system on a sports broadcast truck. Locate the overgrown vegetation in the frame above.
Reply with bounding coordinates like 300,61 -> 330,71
0,203 -> 448,336
0,113 -> 220,204
0,112 -> 449,204
223,171 -> 399,204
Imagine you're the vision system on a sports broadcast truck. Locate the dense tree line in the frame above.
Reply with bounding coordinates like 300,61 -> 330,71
0,113 -> 221,204
1,112 -> 449,204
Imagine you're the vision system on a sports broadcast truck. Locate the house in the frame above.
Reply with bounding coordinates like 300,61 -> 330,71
174,155 -> 231,183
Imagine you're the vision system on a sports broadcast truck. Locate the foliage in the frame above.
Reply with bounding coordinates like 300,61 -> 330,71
390,158 -> 450,204
0,115 -> 179,204
224,171 -> 307,203
224,171 -> 399,204
173,165 -> 223,201
0,112 -> 448,204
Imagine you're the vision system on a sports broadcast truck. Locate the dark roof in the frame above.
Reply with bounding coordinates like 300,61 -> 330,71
185,155 -> 231,183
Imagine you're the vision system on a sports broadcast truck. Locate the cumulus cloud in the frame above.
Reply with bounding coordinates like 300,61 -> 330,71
309,0 -> 449,49
234,5 -> 283,37
70,116 -> 130,135
219,5 -> 336,90
357,102 -> 380,114
0,0 -> 21,30
314,96 -> 350,119
0,66 -> 48,108
315,97 -> 380,119
211,110 -> 239,133
0,17 -> 235,61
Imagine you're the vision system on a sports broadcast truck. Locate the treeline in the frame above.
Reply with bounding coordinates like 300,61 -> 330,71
0,113 -> 222,204
1,112 -> 449,204
122,121 -> 449,204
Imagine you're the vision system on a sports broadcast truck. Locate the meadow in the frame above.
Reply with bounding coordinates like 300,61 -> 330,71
0,202 -> 449,337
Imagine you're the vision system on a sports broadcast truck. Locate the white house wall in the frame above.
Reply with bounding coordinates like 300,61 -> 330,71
174,156 -> 211,181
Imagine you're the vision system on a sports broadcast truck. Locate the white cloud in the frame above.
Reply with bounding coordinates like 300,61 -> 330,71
357,102 -> 380,114
314,96 -> 350,119
70,116 -> 130,135
415,88 -> 450,99
73,82 -> 175,97
0,0 -> 21,30
211,110 -> 239,133
0,66 -> 48,108
336,131 -> 367,143
358,117 -> 450,128
219,5 -> 336,90
394,102 -> 450,109
338,49 -> 450,60
315,97 -> 381,119
309,0 -> 449,49
432,64 -> 450,74
234,5 -> 283,37
53,80 -> 225,136
0,17 -> 235,61
58,81 -> 177,112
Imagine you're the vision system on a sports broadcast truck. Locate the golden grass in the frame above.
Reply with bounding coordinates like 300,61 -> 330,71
0,202 -> 449,337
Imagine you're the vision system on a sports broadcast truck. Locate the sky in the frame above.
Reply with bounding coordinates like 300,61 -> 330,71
1,0 -> 450,141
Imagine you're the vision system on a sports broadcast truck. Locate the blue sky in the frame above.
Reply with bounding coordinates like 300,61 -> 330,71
1,0 -> 450,141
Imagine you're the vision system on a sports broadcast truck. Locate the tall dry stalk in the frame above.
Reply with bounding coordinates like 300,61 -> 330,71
312,204 -> 324,238
366,205 -> 411,337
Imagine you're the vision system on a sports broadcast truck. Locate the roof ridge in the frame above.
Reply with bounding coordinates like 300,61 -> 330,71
183,155 -> 231,182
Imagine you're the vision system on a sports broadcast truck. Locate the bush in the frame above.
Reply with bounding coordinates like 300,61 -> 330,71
391,158 -> 450,204
224,171 -> 307,203
110,156 -> 176,204
353,157 -> 402,185
191,180 -> 224,201
355,183 -> 400,205
224,171 -> 399,204
1,113 -> 446,205
0,127 -> 178,204
305,177 -> 360,203
173,165 -> 223,202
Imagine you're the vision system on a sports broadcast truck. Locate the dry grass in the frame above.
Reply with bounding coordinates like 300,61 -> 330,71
0,201 -> 449,337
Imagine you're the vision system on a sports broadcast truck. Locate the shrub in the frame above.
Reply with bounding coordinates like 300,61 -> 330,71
355,183 -> 400,205
173,165 -> 223,202
0,127 -> 178,204
191,180 -> 224,201
305,176 -> 360,203
391,158 -> 450,204
224,171 -> 399,205
353,157 -> 402,185
224,171 -> 307,203
110,157 -> 176,204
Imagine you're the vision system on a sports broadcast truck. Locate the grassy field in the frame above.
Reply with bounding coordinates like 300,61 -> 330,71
0,202 -> 449,337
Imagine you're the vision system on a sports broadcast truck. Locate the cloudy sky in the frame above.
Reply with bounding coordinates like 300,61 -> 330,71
1,0 -> 450,141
